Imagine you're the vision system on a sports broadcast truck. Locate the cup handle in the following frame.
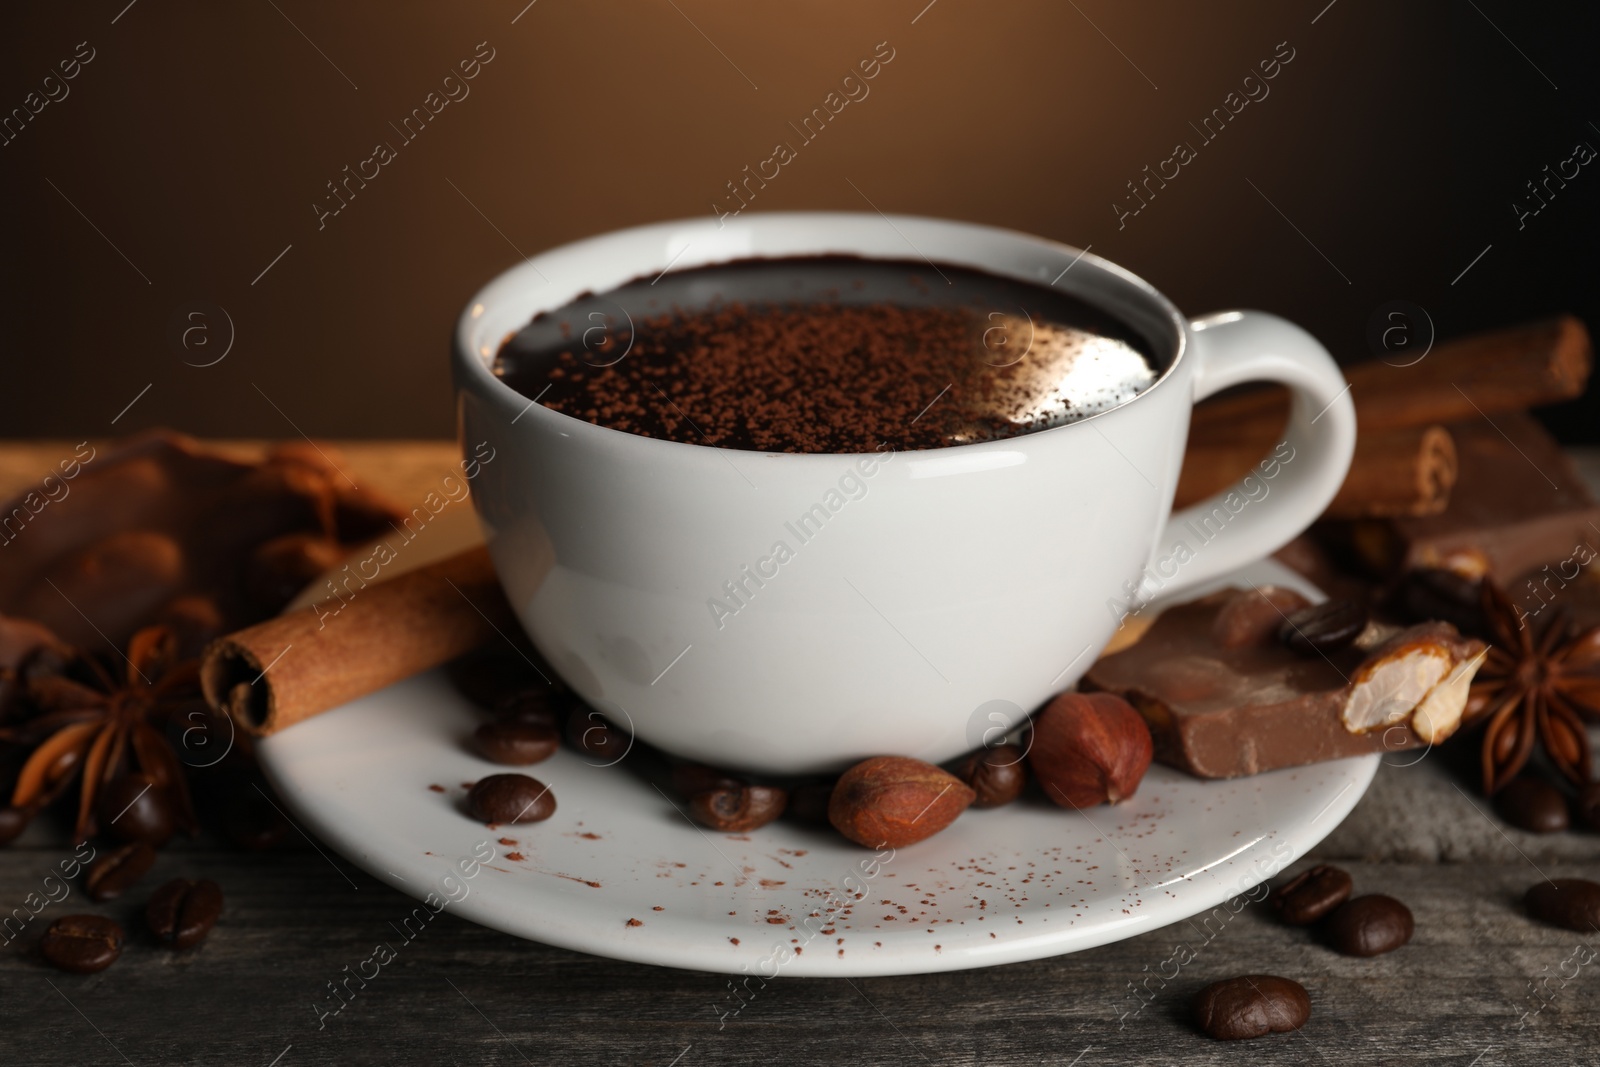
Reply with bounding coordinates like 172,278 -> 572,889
1149,310 -> 1356,599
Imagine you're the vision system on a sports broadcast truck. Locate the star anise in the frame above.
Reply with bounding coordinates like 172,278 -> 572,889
1469,580 -> 1600,794
2,625 -> 201,842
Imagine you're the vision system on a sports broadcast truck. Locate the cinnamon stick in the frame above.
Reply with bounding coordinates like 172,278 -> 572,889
1176,424 -> 1458,518
1180,315 -> 1589,519
201,546 -> 516,737
1191,315 -> 1591,437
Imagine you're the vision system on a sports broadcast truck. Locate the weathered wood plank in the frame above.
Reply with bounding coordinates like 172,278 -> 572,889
1,850 -> 1594,1066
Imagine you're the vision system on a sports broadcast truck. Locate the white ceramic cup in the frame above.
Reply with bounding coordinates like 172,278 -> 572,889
454,213 -> 1356,774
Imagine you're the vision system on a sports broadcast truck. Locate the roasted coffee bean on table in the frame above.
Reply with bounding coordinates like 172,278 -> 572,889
472,720 -> 559,766
146,878 -> 224,949
1269,864 -> 1353,926
1323,894 -> 1414,956
1278,599 -> 1369,654
956,744 -> 1028,808
689,785 -> 787,832
1494,778 -> 1571,833
466,774 -> 556,824
83,841 -> 158,902
1524,878 -> 1600,932
41,914 -> 124,974
1192,975 -> 1311,1040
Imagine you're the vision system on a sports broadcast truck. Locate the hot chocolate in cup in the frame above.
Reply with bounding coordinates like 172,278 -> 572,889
453,213 -> 1355,774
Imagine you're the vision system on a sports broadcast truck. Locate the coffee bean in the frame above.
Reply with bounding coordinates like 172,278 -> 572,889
0,805 -> 31,846
1323,894 -> 1413,956
1192,975 -> 1310,1040
41,915 -> 124,974
473,720 -> 559,766
1279,599 -> 1368,654
466,774 -> 556,824
83,842 -> 157,902
146,877 -> 224,949
1573,781 -> 1600,832
564,708 -> 631,763
956,745 -> 1027,808
689,786 -> 787,832
1524,878 -> 1600,932
1495,778 -> 1569,833
99,772 -> 175,846
1269,864 -> 1352,926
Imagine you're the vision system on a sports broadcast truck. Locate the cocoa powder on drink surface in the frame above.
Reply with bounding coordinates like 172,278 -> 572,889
495,256 -> 1157,454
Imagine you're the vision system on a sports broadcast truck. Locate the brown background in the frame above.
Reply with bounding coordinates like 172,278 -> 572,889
2,0 -> 1597,440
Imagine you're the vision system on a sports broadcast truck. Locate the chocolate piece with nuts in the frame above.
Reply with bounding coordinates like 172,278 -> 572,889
1085,586 -> 1486,779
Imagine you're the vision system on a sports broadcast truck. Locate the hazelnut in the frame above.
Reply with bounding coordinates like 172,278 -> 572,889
1029,692 -> 1153,809
827,757 -> 975,848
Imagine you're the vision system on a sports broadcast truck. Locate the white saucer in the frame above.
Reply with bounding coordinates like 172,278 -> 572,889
257,558 -> 1375,976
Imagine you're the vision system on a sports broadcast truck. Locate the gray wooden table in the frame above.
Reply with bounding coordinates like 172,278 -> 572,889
1,443 -> 1597,1066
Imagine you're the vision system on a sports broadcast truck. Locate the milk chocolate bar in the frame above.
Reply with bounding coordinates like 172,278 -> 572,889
1083,587 -> 1485,779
